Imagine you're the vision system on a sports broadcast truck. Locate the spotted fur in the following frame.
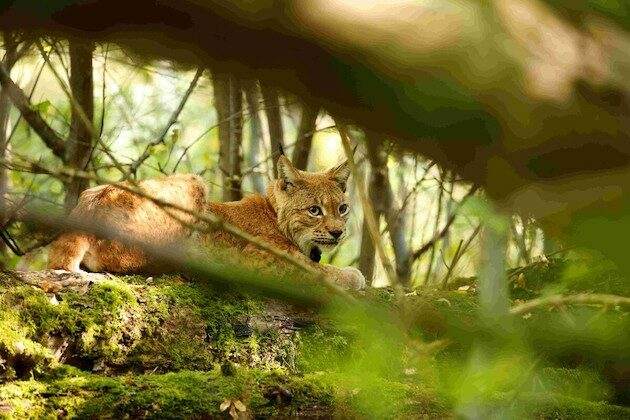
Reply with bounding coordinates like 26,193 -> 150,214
48,157 -> 365,290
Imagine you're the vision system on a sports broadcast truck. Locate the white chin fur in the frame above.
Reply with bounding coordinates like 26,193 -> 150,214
296,235 -> 340,256
315,243 -> 337,252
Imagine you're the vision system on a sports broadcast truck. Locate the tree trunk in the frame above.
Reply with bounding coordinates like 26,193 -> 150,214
358,214 -> 377,284
436,171 -> 454,277
260,85 -> 283,177
424,169 -> 445,285
386,157 -> 412,286
64,40 -> 94,213
227,77 -> 243,202
243,81 -> 266,194
292,103 -> 318,170
358,141 -> 387,285
213,73 -> 243,202
0,33 -> 20,268
511,216 -> 532,266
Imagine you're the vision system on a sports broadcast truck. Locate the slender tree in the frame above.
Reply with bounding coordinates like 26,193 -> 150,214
359,139 -> 413,286
260,85 -> 283,176
213,72 -> 243,201
64,39 -> 94,212
0,33 -> 20,268
358,140 -> 387,284
386,155 -> 412,285
243,80 -> 266,194
292,103 -> 318,170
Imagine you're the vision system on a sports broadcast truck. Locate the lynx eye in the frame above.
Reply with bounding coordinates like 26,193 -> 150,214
339,204 -> 349,215
308,205 -> 322,216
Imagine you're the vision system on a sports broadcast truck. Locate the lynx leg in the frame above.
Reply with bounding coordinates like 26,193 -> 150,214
47,233 -> 91,272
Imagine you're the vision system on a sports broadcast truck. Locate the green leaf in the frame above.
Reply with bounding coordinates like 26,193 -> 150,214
29,100 -> 51,115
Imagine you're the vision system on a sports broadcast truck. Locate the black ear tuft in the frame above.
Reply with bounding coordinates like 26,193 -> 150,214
277,155 -> 300,190
326,160 -> 351,192
278,143 -> 285,157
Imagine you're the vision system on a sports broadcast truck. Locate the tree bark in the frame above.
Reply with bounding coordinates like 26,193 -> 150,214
0,33 -> 19,268
64,40 -> 94,213
292,103 -> 318,170
359,140 -> 413,286
213,72 -> 243,202
358,213 -> 378,285
0,63 -> 66,162
386,157 -> 412,285
358,141 -> 387,285
243,80 -> 266,194
260,85 -> 283,177
228,77 -> 243,201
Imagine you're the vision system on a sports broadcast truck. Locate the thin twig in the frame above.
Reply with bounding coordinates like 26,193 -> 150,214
439,224 -> 481,290
98,43 -> 109,137
0,62 -> 66,161
6,57 -> 46,145
412,184 -> 479,261
128,67 -> 203,178
423,169 -> 446,285
439,240 -> 462,289
337,121 -> 398,289
34,40 -> 127,176
380,161 -> 435,236
510,293 -> 630,316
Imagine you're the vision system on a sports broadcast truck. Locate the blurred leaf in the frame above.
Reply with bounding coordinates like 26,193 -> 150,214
28,100 -> 51,115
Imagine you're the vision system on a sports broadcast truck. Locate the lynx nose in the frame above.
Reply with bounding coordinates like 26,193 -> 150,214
329,230 -> 343,239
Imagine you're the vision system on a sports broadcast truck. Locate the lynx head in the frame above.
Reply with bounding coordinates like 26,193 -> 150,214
270,155 -> 351,262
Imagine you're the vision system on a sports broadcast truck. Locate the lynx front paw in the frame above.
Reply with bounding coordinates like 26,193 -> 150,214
337,266 -> 366,291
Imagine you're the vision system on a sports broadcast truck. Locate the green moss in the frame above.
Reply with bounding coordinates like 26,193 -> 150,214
0,368 -> 337,419
0,275 -> 305,378
485,391 -> 630,419
330,376 -> 449,419
538,367 -> 613,402
297,326 -> 349,372
2,271 -> 628,418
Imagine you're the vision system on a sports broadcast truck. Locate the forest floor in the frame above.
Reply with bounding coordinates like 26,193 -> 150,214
0,259 -> 629,418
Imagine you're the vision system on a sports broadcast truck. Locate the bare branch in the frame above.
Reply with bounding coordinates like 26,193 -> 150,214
440,224 -> 482,290
0,63 -> 67,161
338,121 -> 398,289
292,103 -> 319,170
260,84 -> 284,177
34,40 -> 127,176
412,184 -> 479,261
510,293 -> 630,317
128,67 -> 203,178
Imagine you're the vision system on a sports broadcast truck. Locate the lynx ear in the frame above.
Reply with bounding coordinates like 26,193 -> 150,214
327,160 -> 351,192
277,155 -> 301,190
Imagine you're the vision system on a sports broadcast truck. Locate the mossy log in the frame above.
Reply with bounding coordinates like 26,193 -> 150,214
0,269 -> 629,418
0,271 -> 336,417
0,271 -> 318,378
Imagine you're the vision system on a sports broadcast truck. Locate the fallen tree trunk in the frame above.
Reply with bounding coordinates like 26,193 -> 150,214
1,268 -> 629,418
0,270 -> 318,379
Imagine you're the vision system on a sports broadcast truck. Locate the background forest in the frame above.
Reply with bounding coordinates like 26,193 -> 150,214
0,39 -> 540,287
0,1 -> 629,419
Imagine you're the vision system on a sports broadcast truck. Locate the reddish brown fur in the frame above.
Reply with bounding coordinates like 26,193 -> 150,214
48,174 -> 206,272
48,157 -> 365,289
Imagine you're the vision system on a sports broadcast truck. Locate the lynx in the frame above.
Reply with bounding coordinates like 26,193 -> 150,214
47,156 -> 366,290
